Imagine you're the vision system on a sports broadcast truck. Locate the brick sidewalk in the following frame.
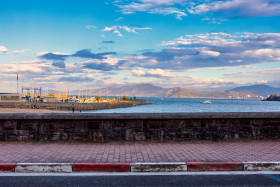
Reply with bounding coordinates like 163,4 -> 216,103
0,141 -> 279,163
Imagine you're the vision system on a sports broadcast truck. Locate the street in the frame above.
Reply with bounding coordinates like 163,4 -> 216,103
0,172 -> 279,186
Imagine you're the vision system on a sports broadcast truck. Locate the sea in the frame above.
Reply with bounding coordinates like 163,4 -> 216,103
89,97 -> 280,113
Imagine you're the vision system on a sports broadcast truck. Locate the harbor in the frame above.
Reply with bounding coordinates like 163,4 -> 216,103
0,86 -> 149,112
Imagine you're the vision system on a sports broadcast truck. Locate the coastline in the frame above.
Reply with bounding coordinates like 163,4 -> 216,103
0,108 -> 69,113
0,99 -> 149,113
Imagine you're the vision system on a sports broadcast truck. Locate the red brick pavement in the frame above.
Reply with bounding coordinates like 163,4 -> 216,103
0,141 -> 279,163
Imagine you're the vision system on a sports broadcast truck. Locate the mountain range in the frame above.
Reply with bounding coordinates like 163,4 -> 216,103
68,84 -> 280,99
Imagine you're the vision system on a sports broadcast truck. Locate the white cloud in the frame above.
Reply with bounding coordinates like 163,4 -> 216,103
114,0 -> 188,19
9,60 -> 45,64
122,32 -> 280,70
0,46 -> 8,53
131,68 -> 146,76
189,0 -> 280,18
149,7 -> 186,19
102,25 -> 151,36
86,25 -> 97,30
113,0 -> 280,21
131,68 -> 176,77
37,51 -> 70,56
13,49 -> 32,54
241,49 -> 280,61
0,63 -> 50,73
200,49 -> 220,57
148,68 -> 176,77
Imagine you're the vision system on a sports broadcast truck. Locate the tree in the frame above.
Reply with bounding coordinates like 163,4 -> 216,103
114,97 -> 119,101
96,96 -> 101,102
122,96 -> 127,100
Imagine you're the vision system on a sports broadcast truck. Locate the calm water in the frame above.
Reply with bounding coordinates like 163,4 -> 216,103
90,97 -> 280,113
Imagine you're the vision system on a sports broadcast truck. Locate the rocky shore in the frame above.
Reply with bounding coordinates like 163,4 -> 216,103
263,94 -> 280,101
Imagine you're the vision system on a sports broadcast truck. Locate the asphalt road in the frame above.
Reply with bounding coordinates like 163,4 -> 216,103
0,172 -> 280,186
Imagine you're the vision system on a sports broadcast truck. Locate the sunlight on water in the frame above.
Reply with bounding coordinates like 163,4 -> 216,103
90,98 -> 280,113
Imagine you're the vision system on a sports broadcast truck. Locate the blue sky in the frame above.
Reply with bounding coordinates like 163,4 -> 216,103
1,0 -> 280,92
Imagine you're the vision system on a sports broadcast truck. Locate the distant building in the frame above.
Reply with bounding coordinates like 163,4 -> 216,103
0,93 -> 20,102
42,96 -> 57,102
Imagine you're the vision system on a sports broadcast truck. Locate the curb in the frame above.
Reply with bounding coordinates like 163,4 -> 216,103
187,162 -> 243,171
244,162 -> 280,171
73,163 -> 130,172
0,162 -> 280,173
0,163 -> 16,172
131,162 -> 187,172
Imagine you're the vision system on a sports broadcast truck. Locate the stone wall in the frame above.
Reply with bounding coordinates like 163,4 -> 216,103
0,113 -> 280,142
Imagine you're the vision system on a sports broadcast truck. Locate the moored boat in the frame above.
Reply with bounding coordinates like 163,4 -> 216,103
200,100 -> 211,104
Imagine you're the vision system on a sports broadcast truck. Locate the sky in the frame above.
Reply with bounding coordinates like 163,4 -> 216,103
1,0 -> 280,93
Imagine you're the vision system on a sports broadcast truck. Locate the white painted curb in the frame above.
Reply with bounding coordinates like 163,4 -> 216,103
131,162 -> 187,172
244,162 -> 280,171
15,163 -> 72,173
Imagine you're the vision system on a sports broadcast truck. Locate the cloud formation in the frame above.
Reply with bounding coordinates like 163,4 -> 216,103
126,32 -> 280,70
112,0 -> 280,20
86,25 -> 97,30
82,57 -> 125,71
102,41 -> 115,44
52,61 -> 66,68
114,0 -> 187,19
102,26 -> 151,36
13,49 -> 31,54
0,60 -> 51,74
39,49 -> 116,61
131,68 -> 176,78
72,49 -> 116,59
0,46 -> 8,53
40,52 -> 69,61
190,0 -> 280,18
58,76 -> 94,82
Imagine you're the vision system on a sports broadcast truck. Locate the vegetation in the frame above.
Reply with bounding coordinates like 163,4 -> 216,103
122,96 -> 128,100
96,96 -> 101,102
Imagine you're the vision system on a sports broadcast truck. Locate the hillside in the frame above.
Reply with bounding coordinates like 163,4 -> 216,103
72,83 -> 168,97
227,84 -> 280,96
69,83 -> 277,99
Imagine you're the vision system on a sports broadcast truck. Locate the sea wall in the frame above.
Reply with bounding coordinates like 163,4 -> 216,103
0,100 -> 147,111
0,113 -> 280,142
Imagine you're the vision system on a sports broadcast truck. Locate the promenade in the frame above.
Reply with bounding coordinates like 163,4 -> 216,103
0,141 -> 279,163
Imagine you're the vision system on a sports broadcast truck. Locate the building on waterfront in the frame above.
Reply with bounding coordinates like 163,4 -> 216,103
0,93 -> 20,102
41,96 -> 57,102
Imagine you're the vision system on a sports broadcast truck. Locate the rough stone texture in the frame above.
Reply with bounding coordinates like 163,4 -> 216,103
131,162 -> 187,172
244,162 -> 280,171
0,113 -> 280,142
15,163 -> 72,173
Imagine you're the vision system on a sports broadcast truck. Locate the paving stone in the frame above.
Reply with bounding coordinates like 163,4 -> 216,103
0,141 -> 279,163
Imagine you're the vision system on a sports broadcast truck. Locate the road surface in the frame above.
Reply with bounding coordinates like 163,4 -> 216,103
0,172 -> 279,186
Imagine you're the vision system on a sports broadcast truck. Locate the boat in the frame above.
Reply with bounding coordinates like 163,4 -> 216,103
200,100 -> 211,104
160,98 -> 164,101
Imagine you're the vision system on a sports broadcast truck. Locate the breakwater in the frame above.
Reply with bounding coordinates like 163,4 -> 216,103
0,113 -> 279,142
0,100 -> 148,111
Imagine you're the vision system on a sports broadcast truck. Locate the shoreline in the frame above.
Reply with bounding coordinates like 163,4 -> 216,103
0,108 -> 69,113
0,99 -> 149,113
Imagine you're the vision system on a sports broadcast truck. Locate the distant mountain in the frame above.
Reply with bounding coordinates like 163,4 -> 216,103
71,83 -> 168,97
49,84 -> 280,98
227,84 -> 280,96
